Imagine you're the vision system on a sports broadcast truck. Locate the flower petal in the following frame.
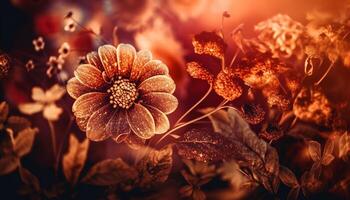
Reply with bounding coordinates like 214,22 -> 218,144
76,117 -> 89,131
18,102 -> 44,115
67,78 -> 93,99
141,92 -> 178,114
72,92 -> 108,118
31,87 -> 46,102
43,103 -> 63,121
98,45 -> 118,79
87,51 -> 104,71
86,105 -> 114,141
106,110 -> 131,138
116,44 -> 136,77
127,103 -> 155,139
124,133 -> 146,150
112,133 -> 130,143
138,75 -> 176,94
139,61 -> 169,82
130,50 -> 152,81
74,64 -> 104,89
45,84 -> 66,102
145,105 -> 170,134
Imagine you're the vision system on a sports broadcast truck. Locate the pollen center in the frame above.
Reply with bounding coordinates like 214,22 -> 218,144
107,77 -> 138,109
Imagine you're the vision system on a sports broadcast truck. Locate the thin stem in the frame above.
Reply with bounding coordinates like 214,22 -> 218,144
54,116 -> 74,174
174,84 -> 212,126
113,26 -> 119,46
156,100 -> 228,145
221,15 -> 225,41
228,49 -> 240,69
70,18 -> 108,44
48,120 -> 57,173
315,61 -> 336,85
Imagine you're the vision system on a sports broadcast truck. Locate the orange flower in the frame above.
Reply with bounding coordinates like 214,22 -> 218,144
19,84 -> 66,121
46,56 -> 65,78
255,14 -> 305,59
25,60 -> 35,71
0,53 -> 10,78
58,42 -> 70,58
64,19 -> 76,32
67,44 -> 178,142
32,36 -> 45,51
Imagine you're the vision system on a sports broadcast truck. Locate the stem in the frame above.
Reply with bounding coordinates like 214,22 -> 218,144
70,18 -> 108,44
54,116 -> 74,174
228,49 -> 240,69
156,100 -> 228,145
113,26 -> 119,46
48,120 -> 57,173
315,61 -> 336,85
174,84 -> 212,126
221,14 -> 225,41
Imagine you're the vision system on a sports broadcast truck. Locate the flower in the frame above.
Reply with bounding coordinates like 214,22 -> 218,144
67,44 -> 178,142
135,18 -> 189,97
58,42 -> 70,58
64,19 -> 76,32
32,36 -> 45,51
187,31 -> 242,101
192,31 -> 227,59
18,84 -> 66,121
255,14 -> 305,59
186,61 -> 213,83
0,53 -> 10,78
25,60 -> 35,71
293,87 -> 333,126
46,56 -> 65,78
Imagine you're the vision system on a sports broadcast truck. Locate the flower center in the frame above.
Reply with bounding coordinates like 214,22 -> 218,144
107,77 -> 138,109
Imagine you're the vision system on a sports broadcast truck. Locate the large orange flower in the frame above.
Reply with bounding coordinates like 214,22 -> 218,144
67,44 -> 178,142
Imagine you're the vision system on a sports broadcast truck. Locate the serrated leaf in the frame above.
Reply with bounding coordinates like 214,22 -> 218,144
226,108 -> 268,160
136,145 -> 173,188
14,128 -> 37,157
19,167 -> 40,192
279,166 -> 299,188
199,108 -> 232,134
308,141 -> 321,162
178,108 -> 279,193
176,128 -> 241,162
82,158 -> 138,186
63,134 -> 89,185
202,108 -> 268,160
192,31 -> 227,59
0,156 -> 19,175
